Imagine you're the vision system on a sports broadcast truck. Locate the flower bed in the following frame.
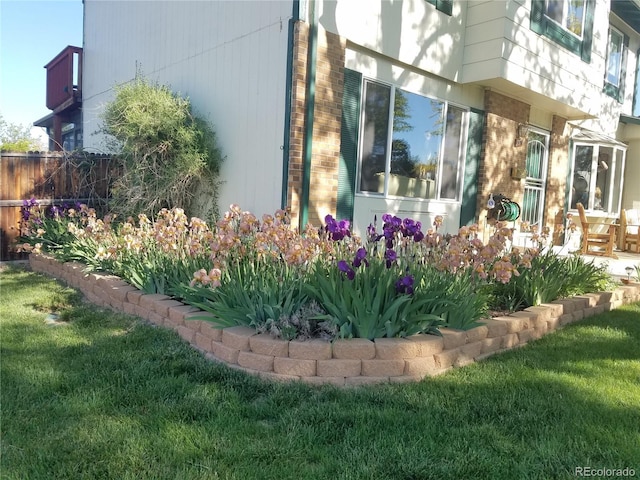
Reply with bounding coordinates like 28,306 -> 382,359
28,253 -> 640,385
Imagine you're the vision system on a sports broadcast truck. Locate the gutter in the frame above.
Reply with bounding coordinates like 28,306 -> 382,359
281,1 -> 300,209
299,0 -> 318,230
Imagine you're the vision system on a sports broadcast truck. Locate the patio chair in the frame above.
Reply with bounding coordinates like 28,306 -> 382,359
620,208 -> 640,253
576,203 -> 617,258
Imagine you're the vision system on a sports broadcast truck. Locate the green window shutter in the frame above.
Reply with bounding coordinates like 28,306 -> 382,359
580,0 -> 595,63
426,0 -> 452,16
337,68 -> 362,223
619,34 -> 630,103
459,108 -> 484,227
530,0 -> 545,34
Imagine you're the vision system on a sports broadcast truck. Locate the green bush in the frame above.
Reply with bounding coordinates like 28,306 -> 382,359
100,76 -> 223,220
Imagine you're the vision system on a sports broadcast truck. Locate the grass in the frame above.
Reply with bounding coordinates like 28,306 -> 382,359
1,265 -> 639,480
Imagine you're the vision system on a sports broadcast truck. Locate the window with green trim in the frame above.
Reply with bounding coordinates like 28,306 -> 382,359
426,0 -> 452,16
530,0 -> 594,62
604,26 -> 628,103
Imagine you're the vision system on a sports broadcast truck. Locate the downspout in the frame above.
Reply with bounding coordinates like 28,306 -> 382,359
280,0 -> 300,209
299,0 -> 318,230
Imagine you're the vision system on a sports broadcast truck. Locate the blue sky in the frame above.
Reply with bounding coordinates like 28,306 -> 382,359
1,0 -> 83,128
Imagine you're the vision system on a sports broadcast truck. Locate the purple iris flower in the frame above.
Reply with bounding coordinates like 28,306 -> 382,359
352,247 -> 368,268
384,249 -> 397,268
325,214 -> 351,241
395,275 -> 415,295
338,260 -> 356,280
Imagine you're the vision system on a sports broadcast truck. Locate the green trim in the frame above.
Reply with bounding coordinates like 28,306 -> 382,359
300,3 -> 318,230
281,1 -> 300,209
336,69 -> 362,222
460,108 -> 484,227
603,32 -> 629,103
425,0 -> 452,16
530,0 -> 594,63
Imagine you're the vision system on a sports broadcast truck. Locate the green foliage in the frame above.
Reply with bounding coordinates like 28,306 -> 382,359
491,250 -> 612,310
100,76 -> 223,220
305,260 -> 444,340
176,260 -> 309,330
0,114 -> 43,152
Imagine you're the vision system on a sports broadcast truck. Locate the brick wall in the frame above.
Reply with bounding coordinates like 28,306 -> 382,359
287,22 -> 346,228
477,90 -> 531,226
546,115 -> 570,244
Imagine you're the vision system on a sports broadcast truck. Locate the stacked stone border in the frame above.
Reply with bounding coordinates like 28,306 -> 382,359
29,253 -> 640,386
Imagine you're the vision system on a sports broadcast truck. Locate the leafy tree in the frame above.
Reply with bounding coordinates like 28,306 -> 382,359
0,114 -> 43,152
100,76 -> 224,220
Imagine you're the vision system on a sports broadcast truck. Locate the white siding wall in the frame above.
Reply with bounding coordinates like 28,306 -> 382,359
463,0 -> 609,118
82,0 -> 292,218
317,0 -> 467,83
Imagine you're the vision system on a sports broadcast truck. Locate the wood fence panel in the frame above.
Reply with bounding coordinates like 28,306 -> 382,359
0,152 -> 115,260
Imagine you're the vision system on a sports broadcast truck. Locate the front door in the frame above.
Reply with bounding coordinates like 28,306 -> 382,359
522,130 -> 550,234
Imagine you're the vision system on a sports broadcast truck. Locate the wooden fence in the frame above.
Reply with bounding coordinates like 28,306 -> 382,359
0,152 -> 116,261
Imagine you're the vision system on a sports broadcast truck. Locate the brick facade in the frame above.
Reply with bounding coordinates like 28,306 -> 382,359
477,90 -> 531,226
287,22 -> 345,228
546,115 -> 570,244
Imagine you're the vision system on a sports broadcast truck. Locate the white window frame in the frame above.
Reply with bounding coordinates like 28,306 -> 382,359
569,141 -> 626,216
606,26 -> 624,88
355,79 -> 469,203
545,0 -> 586,40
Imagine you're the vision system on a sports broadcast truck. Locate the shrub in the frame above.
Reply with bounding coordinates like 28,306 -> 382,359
100,76 -> 223,220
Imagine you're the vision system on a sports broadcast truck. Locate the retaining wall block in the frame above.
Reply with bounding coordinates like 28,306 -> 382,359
405,334 -> 444,356
404,356 -> 441,376
481,336 -> 503,354
502,333 -> 519,349
96,274 -> 127,289
532,323 -> 548,339
549,299 -> 575,314
546,317 -> 561,331
595,291 -> 613,304
273,357 -> 317,376
317,359 -> 362,377
465,325 -> 489,344
434,348 -> 459,369
152,299 -> 185,317
176,325 -> 196,343
108,285 -> 138,303
212,342 -> 240,364
439,329 -> 467,349
221,326 -> 256,351
480,319 -> 509,338
193,332 -> 214,353
574,295 -> 597,308
572,309 -> 585,321
491,315 -> 527,334
524,305 -> 552,323
123,302 -> 137,316
255,371 -> 300,383
169,306 -> 201,325
249,333 -> 289,357
200,322 -> 224,342
126,290 -> 145,306
517,328 -> 535,344
288,339 -> 332,360
459,341 -> 483,361
346,376 -> 389,386
508,311 -> 537,329
238,351 -> 275,372
361,359 -> 405,377
332,338 -> 375,359
139,293 -> 171,311
134,305 -> 152,321
374,338 -> 420,359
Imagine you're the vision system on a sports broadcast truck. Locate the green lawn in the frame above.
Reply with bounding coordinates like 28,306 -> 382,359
1,265 -> 639,480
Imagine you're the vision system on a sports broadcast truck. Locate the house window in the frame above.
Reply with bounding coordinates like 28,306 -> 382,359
425,0 -> 453,16
604,26 -> 628,102
570,143 -> 626,214
358,79 -> 467,201
530,0 -> 595,62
